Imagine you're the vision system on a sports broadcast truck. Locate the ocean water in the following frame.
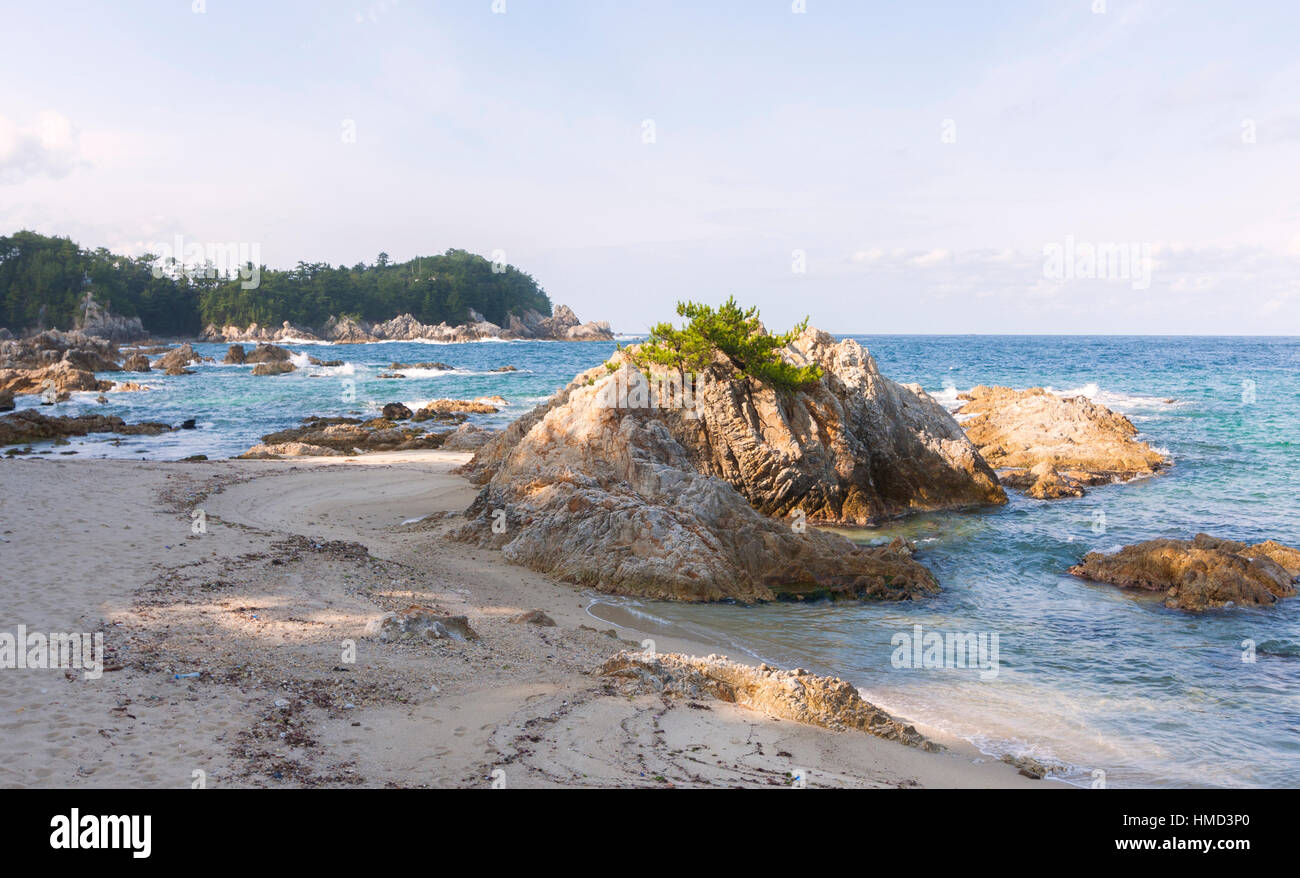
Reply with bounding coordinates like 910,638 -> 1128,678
14,334 -> 1300,787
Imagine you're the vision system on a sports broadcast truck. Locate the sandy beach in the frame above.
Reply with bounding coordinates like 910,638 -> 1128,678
0,452 -> 1042,789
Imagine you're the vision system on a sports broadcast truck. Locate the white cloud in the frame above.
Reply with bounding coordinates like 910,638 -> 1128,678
0,111 -> 84,184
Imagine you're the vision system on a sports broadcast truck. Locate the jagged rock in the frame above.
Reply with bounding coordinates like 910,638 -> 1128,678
153,343 -> 207,372
74,291 -> 146,342
381,402 -> 413,421
508,610 -> 556,626
244,344 -> 293,364
1069,533 -> 1300,611
365,607 -> 480,642
599,652 -> 935,750
957,386 -> 1167,498
200,320 -> 318,343
237,442 -> 346,459
456,329 -> 993,602
0,361 -> 114,397
321,315 -> 372,344
123,353 -> 151,372
251,361 -> 295,376
0,410 -> 171,446
223,345 -> 246,365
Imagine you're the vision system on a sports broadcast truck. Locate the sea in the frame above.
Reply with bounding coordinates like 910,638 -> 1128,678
12,334 -> 1299,788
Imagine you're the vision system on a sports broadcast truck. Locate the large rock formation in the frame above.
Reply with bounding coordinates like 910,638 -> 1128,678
1069,534 -> 1300,611
599,651 -> 934,750
455,329 -> 1003,602
0,330 -> 124,399
74,291 -> 146,342
200,304 -> 613,344
956,386 -> 1167,499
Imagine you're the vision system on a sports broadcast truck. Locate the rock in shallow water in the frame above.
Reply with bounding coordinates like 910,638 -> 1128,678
1069,533 -> 1300,611
956,385 -> 1168,499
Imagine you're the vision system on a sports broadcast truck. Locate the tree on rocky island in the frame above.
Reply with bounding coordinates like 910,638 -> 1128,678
626,297 -> 823,391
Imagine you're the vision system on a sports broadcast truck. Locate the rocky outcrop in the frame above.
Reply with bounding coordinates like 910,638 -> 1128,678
153,343 -> 209,373
202,305 -> 612,344
411,398 -> 500,420
455,329 -> 1000,602
956,386 -> 1168,498
251,361 -> 295,376
240,415 -> 457,456
74,291 -> 146,342
223,345 -> 246,365
0,410 -> 171,446
1069,534 -> 1300,611
244,343 -> 293,364
0,331 -> 126,398
122,353 -> 151,372
599,651 -> 934,750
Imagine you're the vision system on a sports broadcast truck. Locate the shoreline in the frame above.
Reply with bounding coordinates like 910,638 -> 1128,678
0,451 -> 1044,788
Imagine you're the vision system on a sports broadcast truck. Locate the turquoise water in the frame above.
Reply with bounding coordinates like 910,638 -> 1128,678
19,334 -> 1300,787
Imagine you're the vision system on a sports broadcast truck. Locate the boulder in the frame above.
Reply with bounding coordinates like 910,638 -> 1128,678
223,345 -> 247,365
153,344 -> 206,372
365,607 -> 480,642
600,652 -> 934,749
381,402 -> 413,421
0,390 -> 13,411
251,361 -> 296,376
123,353 -> 151,372
957,386 -> 1167,497
1069,533 -> 1300,611
244,344 -> 293,364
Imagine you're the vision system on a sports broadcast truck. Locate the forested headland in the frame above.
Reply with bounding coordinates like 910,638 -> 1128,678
0,230 -> 552,337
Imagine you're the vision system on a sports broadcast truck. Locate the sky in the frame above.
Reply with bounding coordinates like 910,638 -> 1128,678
1,0 -> 1298,334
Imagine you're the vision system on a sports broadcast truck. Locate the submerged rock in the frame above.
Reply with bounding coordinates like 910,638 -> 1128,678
1069,534 -> 1300,611
456,328 -> 999,602
956,386 -> 1167,498
599,651 -> 935,750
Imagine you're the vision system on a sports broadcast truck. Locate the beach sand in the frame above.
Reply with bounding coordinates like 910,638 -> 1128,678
0,452 -> 1043,788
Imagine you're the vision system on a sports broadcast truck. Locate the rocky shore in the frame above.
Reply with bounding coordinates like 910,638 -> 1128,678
199,304 -> 613,344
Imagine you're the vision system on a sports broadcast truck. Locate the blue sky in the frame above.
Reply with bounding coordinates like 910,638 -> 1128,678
2,0 -> 1298,333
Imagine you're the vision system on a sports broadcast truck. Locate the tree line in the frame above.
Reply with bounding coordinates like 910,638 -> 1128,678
0,230 -> 552,337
